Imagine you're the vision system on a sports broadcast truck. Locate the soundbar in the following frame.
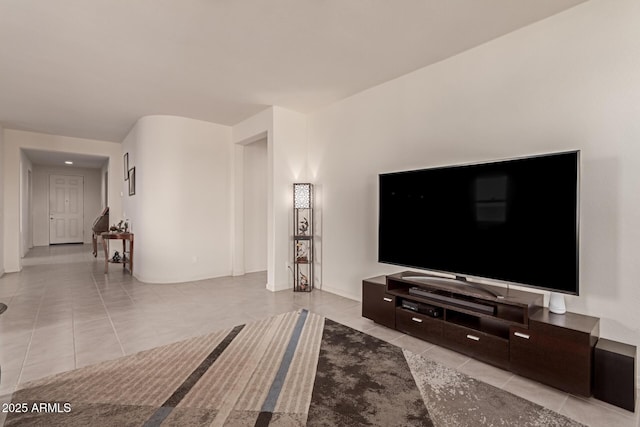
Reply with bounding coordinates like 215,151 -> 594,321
402,275 -> 503,299
408,287 -> 496,315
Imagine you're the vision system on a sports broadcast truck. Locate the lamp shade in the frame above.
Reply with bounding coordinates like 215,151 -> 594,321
294,183 -> 312,209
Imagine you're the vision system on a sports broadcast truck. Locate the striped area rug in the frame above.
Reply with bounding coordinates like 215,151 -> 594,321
4,310 -> 584,426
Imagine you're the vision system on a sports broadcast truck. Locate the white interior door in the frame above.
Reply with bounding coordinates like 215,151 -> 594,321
49,175 -> 84,244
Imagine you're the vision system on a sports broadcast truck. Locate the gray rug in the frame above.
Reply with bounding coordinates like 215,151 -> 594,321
5,310 -> 584,426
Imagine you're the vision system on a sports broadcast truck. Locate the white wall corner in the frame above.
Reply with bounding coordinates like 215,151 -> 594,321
272,107 -> 310,291
231,143 -> 245,276
0,123 -> 5,275
232,109 -> 274,285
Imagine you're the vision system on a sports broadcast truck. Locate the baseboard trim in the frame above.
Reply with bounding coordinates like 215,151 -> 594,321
316,284 -> 359,302
133,270 -> 233,284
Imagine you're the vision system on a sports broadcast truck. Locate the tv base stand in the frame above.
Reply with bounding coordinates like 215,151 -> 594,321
362,272 -> 600,397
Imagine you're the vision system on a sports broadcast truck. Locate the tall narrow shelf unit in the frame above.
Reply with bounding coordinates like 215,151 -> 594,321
293,183 -> 313,292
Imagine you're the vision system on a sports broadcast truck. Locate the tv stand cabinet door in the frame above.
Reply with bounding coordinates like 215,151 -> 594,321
362,277 -> 396,329
443,323 -> 509,369
396,308 -> 444,344
509,325 -> 593,397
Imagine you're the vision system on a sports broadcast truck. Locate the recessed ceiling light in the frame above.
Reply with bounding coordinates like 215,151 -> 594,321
65,161 -> 73,165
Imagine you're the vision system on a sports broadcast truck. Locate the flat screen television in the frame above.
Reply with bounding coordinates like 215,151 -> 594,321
378,151 -> 579,295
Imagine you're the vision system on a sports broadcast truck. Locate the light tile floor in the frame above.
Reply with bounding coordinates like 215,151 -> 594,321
0,244 -> 638,426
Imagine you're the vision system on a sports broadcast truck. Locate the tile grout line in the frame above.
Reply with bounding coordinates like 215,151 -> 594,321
501,374 -> 515,389
456,358 -> 470,370
71,280 -> 79,370
557,394 -> 570,415
74,256 -> 92,370
114,280 -> 163,338
497,373 -> 515,389
389,333 -> 409,346
15,284 -> 47,387
569,392 -> 638,421
90,273 -> 126,357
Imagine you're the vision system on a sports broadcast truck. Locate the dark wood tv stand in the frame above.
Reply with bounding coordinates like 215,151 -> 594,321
362,271 -> 600,396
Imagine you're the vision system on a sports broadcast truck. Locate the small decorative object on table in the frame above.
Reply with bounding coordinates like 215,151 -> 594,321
111,251 -> 121,263
102,232 -> 134,275
110,220 -> 125,233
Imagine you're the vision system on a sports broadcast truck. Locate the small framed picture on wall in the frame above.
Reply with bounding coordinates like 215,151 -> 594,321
124,153 -> 129,180
128,167 -> 136,196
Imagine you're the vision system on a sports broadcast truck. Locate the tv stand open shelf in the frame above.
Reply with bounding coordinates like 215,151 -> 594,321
362,272 -> 600,397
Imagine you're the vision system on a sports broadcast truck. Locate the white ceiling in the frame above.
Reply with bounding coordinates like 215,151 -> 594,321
0,0 -> 586,143
23,149 -> 108,169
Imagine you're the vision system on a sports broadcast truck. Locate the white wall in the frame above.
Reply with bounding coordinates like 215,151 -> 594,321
231,107 -> 308,291
101,163 -> 109,210
122,115 -> 232,283
0,125 -> 4,276
271,107 -> 309,290
31,165 -> 102,246
232,108 -> 272,282
19,151 -> 33,256
2,130 -> 123,272
308,0 -> 640,360
243,138 -> 268,273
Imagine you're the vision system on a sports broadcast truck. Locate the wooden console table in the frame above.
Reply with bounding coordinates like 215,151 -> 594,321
101,232 -> 134,274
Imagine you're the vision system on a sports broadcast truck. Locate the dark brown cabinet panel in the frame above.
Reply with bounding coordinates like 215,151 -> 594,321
396,308 -> 444,344
362,276 -> 396,329
444,322 -> 509,369
594,338 -> 636,411
510,309 -> 599,397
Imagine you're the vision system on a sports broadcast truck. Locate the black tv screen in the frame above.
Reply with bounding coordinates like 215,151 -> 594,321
378,151 -> 579,295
